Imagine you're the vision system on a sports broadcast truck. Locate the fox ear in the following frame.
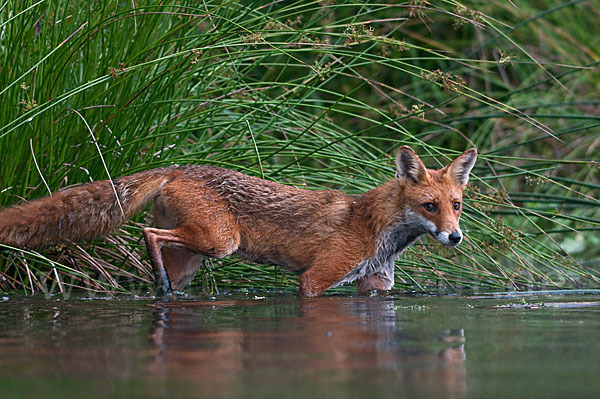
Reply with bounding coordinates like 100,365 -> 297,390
395,146 -> 428,184
445,148 -> 478,187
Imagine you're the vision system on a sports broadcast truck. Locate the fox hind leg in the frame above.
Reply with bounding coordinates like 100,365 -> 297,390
143,224 -> 240,296
143,227 -> 176,296
149,192 -> 202,294
145,181 -> 240,296
161,247 -> 204,292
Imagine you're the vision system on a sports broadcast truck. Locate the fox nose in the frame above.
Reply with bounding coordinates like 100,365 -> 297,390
449,231 -> 462,244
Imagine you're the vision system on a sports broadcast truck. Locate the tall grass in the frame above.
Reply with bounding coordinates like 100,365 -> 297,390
1,0 -> 599,295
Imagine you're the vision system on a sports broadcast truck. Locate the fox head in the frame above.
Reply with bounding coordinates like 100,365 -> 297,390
395,146 -> 477,247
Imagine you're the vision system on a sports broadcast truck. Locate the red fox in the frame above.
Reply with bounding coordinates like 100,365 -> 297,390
0,146 -> 477,296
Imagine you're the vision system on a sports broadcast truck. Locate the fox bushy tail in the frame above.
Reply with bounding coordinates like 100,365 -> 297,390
0,168 -> 175,250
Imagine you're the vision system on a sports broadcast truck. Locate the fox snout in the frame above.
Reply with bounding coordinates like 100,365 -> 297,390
449,231 -> 462,244
432,229 -> 463,247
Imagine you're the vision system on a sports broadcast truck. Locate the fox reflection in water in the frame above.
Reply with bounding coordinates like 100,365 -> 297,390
147,298 -> 466,398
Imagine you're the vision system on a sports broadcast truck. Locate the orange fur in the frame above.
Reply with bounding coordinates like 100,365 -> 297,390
0,147 -> 477,296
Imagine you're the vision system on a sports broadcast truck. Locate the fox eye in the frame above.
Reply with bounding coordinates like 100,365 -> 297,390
423,202 -> 437,213
453,201 -> 461,211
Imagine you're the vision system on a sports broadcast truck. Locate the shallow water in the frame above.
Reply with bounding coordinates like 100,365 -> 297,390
1,291 -> 599,398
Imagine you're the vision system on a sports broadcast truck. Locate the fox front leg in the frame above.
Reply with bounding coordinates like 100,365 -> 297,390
356,272 -> 394,294
355,262 -> 395,294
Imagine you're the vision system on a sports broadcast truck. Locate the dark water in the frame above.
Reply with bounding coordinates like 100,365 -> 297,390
1,291 -> 599,399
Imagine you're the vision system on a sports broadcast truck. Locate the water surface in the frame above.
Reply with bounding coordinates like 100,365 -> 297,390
1,292 -> 599,398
